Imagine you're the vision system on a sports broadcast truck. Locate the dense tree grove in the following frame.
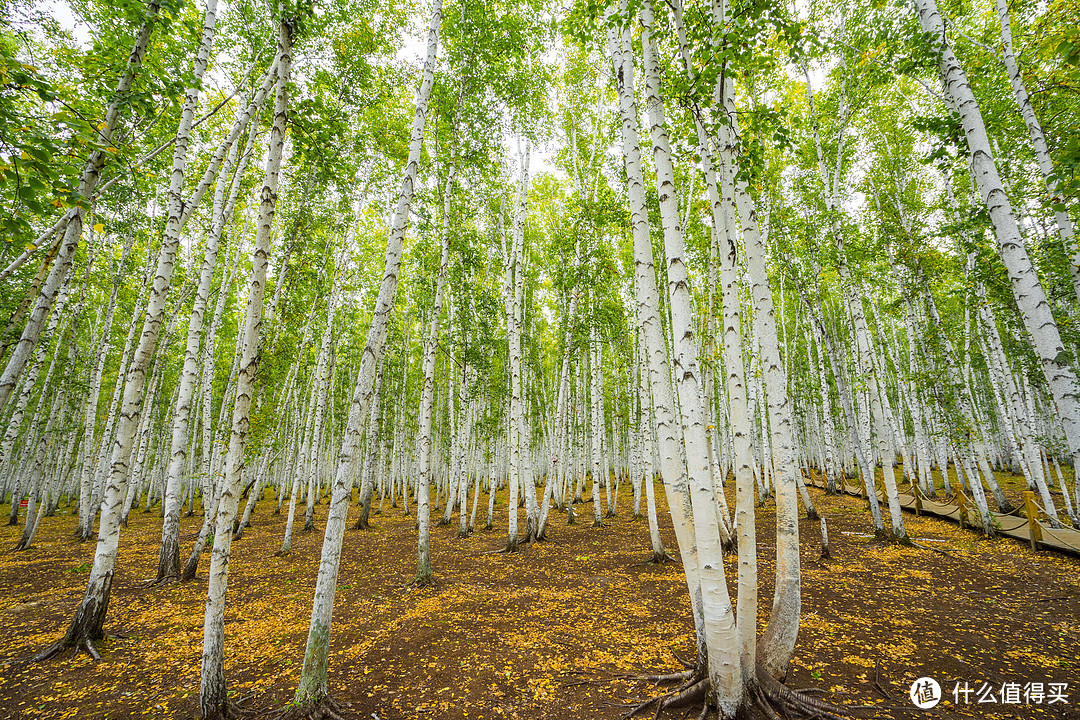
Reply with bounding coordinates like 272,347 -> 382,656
1,0 -> 1079,714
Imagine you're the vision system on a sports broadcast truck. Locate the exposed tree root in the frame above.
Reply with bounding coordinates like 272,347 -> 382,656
752,665 -> 855,720
632,551 -> 674,566
623,676 -> 708,718
279,696 -> 348,720
629,668 -> 695,684
617,658 -> 862,720
496,533 -> 535,553
148,574 -> 180,587
911,541 -> 959,558
32,637 -> 102,663
202,701 -> 253,720
409,573 -> 436,589
669,649 -> 697,670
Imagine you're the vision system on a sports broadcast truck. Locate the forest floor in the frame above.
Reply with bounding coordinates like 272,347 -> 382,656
0,471 -> 1078,720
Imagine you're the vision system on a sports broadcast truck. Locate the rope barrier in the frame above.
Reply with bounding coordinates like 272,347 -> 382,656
803,470 -> 1080,558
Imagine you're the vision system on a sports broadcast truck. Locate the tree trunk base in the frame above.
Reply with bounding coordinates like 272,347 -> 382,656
181,558 -> 199,581
156,540 -> 182,584
33,636 -> 102,663
411,571 -> 436,588
500,533 -> 534,553
32,595 -> 113,664
200,699 -> 251,720
623,661 -> 854,720
280,696 -> 347,720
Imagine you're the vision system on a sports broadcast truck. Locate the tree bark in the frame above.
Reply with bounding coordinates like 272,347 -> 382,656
289,0 -> 441,707
199,17 -> 292,718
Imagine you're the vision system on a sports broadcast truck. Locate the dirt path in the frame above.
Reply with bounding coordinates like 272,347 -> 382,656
0,480 -> 1077,719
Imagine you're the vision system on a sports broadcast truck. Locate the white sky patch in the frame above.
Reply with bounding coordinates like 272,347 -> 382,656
395,34 -> 427,66
35,0 -> 92,48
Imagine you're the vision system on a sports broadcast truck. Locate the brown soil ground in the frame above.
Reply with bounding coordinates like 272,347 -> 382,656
0,470 -> 1078,720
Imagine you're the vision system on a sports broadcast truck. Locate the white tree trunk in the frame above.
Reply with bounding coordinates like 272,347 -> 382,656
158,51 -> 269,579
289,1 -> 441,707
415,157 -> 456,583
637,0 -> 740,706
993,0 -> 1080,304
913,0 -> 1080,473
607,5 -> 710,689
199,19 -> 292,718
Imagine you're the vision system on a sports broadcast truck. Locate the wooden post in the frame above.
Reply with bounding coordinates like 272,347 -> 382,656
956,491 -> 966,530
1023,490 -> 1042,551
913,482 -> 923,517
